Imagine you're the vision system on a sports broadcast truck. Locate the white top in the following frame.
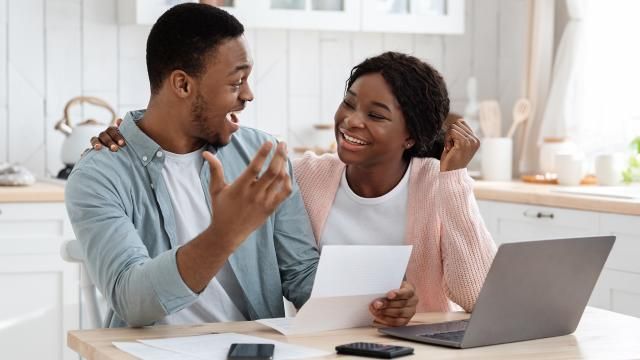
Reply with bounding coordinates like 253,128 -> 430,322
319,161 -> 411,249
158,148 -> 246,324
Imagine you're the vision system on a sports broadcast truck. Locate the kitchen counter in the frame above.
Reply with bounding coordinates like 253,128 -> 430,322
1,179 -> 638,216
474,180 -> 640,216
0,181 -> 65,203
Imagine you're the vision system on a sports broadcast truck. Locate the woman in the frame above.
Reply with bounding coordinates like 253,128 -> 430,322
293,52 -> 495,316
92,51 -> 495,323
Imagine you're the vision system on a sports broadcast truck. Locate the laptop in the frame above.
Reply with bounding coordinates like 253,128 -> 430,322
379,235 -> 615,348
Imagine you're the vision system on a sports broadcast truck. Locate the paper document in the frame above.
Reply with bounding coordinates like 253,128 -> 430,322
257,245 -> 412,335
114,332 -> 331,360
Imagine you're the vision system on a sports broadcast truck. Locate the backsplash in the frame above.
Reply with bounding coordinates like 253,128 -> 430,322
0,0 -> 529,177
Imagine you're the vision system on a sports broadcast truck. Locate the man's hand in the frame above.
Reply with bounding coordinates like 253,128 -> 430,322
90,118 -> 125,151
440,118 -> 480,172
204,141 -> 292,251
178,141 -> 292,293
369,281 -> 418,327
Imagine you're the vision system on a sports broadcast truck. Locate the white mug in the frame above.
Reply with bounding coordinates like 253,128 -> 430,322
481,137 -> 512,181
595,153 -> 625,186
555,153 -> 584,186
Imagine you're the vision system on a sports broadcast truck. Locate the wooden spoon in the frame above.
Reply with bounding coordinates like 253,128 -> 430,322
506,98 -> 531,138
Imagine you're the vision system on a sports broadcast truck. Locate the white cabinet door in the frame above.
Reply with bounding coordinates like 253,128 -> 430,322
591,213 -> 640,317
361,0 -> 464,34
0,202 -> 79,360
238,0 -> 361,31
478,201 -> 600,245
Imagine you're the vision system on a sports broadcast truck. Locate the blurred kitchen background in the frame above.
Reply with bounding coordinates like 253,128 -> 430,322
2,1 -> 640,360
0,0 -> 533,178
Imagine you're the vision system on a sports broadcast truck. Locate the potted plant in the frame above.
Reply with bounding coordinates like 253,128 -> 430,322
622,136 -> 640,184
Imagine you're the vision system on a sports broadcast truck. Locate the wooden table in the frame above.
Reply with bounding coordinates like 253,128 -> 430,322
69,307 -> 640,359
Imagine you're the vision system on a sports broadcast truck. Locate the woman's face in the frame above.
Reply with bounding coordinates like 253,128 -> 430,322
334,72 -> 413,168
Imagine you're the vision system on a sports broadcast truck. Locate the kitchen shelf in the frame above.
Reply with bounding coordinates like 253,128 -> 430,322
118,0 -> 464,34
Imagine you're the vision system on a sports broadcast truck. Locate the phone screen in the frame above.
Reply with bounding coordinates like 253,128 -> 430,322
227,343 -> 275,360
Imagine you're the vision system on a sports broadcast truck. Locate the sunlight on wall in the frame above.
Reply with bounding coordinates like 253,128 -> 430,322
581,0 -> 640,155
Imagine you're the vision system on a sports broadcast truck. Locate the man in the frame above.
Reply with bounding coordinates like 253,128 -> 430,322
67,3 -> 416,328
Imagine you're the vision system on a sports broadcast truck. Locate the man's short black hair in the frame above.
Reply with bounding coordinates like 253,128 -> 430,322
146,3 -> 244,94
345,52 -> 450,160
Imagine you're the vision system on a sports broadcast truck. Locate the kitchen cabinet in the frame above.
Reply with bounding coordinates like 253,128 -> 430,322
0,202 -> 79,360
477,200 -> 600,245
591,213 -> 640,317
478,200 -> 640,318
361,0 -> 464,34
118,0 -> 463,34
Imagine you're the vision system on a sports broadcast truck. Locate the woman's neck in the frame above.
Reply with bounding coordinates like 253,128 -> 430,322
345,158 -> 410,198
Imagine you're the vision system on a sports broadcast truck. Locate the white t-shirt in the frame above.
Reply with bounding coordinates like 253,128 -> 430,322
319,161 -> 411,249
158,148 -> 246,324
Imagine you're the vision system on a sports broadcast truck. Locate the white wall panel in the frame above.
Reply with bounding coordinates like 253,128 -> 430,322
382,33 -> 414,55
319,31 -> 352,127
473,0 -> 499,102
8,0 -> 45,175
118,25 -> 151,111
0,0 -> 7,162
498,0 -> 529,137
288,30 -> 321,149
442,0 -> 473,102
45,0 -> 82,176
239,29 -> 257,129
83,0 -> 119,117
414,35 -> 444,72
254,29 -> 288,139
351,32 -> 383,65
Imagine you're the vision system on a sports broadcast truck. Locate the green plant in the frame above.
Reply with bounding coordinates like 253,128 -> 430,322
622,136 -> 640,183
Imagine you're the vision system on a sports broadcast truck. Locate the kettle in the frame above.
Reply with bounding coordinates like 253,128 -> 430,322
54,96 -> 117,179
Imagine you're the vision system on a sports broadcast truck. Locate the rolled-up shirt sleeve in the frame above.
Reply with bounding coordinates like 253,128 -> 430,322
65,168 -> 198,327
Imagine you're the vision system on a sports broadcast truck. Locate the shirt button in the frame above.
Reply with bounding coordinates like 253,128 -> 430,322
150,183 -> 154,189
142,156 -> 148,162
156,151 -> 163,158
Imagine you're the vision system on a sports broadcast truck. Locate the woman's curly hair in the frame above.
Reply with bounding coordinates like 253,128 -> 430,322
345,52 -> 449,160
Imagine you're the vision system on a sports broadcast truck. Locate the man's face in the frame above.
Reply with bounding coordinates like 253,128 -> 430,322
189,36 -> 253,147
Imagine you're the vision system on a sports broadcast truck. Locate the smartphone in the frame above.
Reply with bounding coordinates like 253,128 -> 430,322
227,343 -> 275,360
335,342 -> 414,359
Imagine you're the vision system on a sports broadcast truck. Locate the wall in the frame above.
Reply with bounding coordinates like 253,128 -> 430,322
0,0 -> 530,177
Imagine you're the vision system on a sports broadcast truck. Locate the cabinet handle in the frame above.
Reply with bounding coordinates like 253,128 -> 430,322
523,210 -> 554,219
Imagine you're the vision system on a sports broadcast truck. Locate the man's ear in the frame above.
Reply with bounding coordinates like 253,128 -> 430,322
168,70 -> 193,98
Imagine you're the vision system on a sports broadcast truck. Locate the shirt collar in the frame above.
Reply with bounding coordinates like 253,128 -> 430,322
120,109 -> 219,167
119,110 -> 162,167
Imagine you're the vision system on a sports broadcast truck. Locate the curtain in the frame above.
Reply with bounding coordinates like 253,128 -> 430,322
535,0 -> 585,151
518,0 -> 555,174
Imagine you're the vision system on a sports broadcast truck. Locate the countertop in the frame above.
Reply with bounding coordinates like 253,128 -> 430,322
0,181 -> 65,203
2,179 -> 639,216
474,180 -> 640,216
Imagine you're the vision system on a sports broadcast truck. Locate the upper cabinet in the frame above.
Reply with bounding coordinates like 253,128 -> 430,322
361,0 -> 464,34
118,0 -> 464,34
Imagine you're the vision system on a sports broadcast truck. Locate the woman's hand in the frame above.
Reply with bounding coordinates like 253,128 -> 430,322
90,118 -> 126,151
369,281 -> 418,327
440,118 -> 480,172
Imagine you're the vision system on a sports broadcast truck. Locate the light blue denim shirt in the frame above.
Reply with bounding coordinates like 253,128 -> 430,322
65,110 -> 319,328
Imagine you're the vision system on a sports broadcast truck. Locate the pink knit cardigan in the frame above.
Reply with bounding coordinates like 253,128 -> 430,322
293,152 -> 497,313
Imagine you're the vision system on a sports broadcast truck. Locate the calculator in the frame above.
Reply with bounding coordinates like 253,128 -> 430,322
335,342 -> 414,358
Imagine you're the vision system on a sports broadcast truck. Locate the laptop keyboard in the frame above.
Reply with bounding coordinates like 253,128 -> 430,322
420,330 -> 466,343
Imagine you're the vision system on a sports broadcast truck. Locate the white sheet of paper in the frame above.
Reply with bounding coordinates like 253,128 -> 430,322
132,333 -> 330,360
113,341 -> 202,360
257,245 -> 412,335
